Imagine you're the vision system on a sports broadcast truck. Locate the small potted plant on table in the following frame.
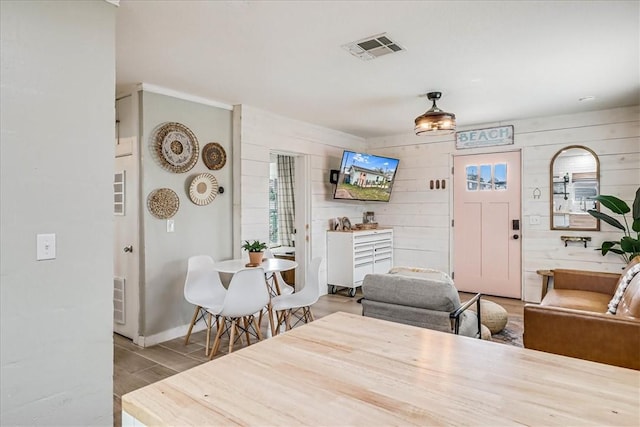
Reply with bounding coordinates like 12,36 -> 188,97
242,240 -> 268,266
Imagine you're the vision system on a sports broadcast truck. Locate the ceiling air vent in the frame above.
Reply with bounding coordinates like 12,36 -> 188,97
342,33 -> 406,61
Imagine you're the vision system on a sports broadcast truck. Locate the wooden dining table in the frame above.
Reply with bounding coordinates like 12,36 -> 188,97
122,312 -> 639,426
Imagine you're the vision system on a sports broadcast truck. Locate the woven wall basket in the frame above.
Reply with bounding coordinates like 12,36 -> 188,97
153,122 -> 199,173
147,188 -> 180,219
188,173 -> 218,206
202,142 -> 227,170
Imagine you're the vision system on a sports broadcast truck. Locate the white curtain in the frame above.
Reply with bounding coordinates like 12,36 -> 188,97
277,155 -> 295,246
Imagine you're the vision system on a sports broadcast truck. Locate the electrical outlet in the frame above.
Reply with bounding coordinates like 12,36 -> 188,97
167,219 -> 175,233
529,215 -> 541,225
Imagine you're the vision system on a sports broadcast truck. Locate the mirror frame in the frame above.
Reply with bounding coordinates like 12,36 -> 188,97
549,145 -> 600,231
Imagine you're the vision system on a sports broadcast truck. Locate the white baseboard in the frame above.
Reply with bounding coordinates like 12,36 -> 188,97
137,321 -> 208,348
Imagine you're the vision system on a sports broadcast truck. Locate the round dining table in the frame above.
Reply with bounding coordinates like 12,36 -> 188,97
214,257 -> 298,275
213,257 -> 298,337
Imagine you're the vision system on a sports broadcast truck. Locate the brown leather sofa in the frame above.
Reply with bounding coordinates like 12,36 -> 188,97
524,257 -> 640,370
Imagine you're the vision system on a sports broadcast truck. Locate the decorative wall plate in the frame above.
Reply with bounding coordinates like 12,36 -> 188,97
189,173 -> 218,206
202,142 -> 227,170
147,188 -> 179,219
153,122 -> 199,173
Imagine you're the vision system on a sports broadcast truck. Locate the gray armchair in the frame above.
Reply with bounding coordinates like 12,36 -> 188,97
361,268 -> 482,338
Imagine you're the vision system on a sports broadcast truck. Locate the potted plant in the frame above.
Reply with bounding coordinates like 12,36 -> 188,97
587,187 -> 640,265
242,240 -> 268,266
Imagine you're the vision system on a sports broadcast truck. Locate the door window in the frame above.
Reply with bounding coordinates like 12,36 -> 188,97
466,166 -> 478,190
479,164 -> 492,190
465,163 -> 508,191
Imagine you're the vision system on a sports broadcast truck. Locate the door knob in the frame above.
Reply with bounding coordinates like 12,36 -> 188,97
512,235 -> 519,240
123,245 -> 133,253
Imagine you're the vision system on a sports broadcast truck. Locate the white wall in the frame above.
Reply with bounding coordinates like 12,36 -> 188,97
233,105 -> 366,291
139,91 -> 233,338
366,106 -> 640,302
1,1 -> 115,424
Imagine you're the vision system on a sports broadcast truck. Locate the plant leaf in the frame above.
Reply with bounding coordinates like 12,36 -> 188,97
607,248 -> 626,255
621,236 -> 640,253
587,210 -> 626,231
633,218 -> 640,233
594,195 -> 630,215
598,241 -> 618,255
633,187 -> 640,221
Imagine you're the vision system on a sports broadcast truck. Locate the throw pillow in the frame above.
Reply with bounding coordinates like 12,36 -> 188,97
607,263 -> 640,314
388,266 -> 454,285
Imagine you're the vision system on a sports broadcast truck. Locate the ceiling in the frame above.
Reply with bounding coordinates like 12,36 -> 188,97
116,1 -> 639,139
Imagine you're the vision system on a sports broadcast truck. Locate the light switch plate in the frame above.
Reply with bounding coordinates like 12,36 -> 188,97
37,233 -> 56,260
166,219 -> 175,233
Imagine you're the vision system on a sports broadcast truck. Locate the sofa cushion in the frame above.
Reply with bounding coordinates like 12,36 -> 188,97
614,272 -> 640,318
363,273 -> 461,311
361,299 -> 480,338
457,309 -> 480,337
541,289 -> 610,312
361,299 -> 452,332
388,266 -> 454,284
607,262 -> 640,315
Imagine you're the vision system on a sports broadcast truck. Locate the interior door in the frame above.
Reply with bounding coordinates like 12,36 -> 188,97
114,95 -> 140,340
453,151 -> 521,298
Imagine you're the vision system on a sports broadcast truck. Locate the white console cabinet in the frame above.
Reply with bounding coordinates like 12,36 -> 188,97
327,228 -> 393,297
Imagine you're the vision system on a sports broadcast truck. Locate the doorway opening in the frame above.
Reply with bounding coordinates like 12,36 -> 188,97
268,151 -> 310,289
269,153 -> 296,249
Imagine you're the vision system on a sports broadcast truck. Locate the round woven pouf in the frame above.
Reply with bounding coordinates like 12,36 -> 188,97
480,324 -> 492,340
470,300 -> 508,334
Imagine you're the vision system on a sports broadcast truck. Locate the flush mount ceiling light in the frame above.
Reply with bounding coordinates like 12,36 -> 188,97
414,92 -> 456,136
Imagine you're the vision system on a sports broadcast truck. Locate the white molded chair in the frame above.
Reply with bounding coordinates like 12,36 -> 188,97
264,249 -> 295,296
207,268 -> 270,358
183,255 -> 227,355
270,257 -> 322,334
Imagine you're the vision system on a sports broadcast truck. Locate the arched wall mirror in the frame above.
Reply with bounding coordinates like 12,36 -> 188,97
550,145 -> 600,230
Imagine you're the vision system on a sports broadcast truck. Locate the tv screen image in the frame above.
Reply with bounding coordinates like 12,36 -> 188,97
333,151 -> 399,202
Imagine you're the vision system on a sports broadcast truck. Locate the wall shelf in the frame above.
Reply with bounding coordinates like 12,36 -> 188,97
560,235 -> 591,248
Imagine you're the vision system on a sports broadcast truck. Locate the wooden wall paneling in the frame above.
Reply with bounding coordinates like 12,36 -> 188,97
366,107 -> 639,302
237,105 -> 366,295
512,106 -> 639,134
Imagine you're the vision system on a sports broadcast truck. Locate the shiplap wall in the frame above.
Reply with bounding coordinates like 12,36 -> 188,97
366,106 -> 640,302
233,105 -> 366,291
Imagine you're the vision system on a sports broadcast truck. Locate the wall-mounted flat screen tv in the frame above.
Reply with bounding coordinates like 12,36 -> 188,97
333,150 -> 400,202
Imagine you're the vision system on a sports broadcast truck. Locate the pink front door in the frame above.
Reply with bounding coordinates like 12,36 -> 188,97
453,151 -> 521,298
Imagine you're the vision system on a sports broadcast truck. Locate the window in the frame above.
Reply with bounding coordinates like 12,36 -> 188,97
494,163 -> 507,190
479,164 -> 492,190
466,166 -> 478,190
465,163 -> 507,191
